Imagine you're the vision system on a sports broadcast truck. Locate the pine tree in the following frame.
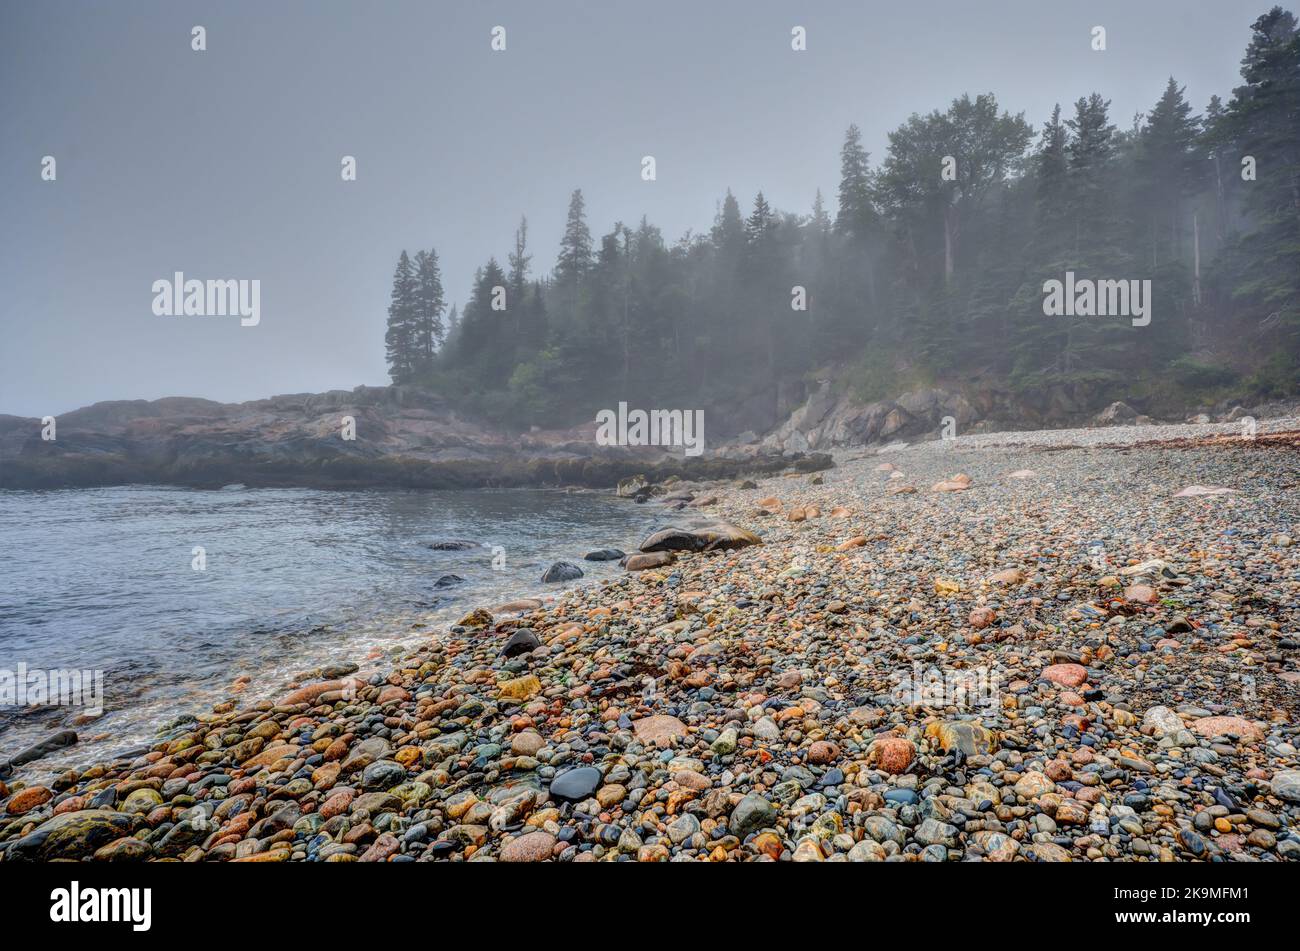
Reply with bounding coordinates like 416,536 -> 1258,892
508,216 -> 532,298
384,250 -> 418,383
746,191 -> 775,243
458,258 -> 510,381
810,188 -> 832,235
1137,78 -> 1201,266
556,189 -> 593,285
1036,104 -> 1070,236
1200,94 -> 1235,244
710,189 -> 745,251
411,248 -> 446,374
445,303 -> 460,347
1066,93 -> 1117,239
1220,6 -> 1300,344
835,124 -> 875,239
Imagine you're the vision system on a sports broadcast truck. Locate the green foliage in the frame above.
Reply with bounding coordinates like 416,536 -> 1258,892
847,349 -> 901,403
1168,355 -> 1239,390
384,251 -> 418,383
1246,351 -> 1300,396
389,7 -> 1300,429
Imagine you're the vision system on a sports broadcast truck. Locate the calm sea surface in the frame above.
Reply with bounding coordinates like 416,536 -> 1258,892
0,485 -> 657,775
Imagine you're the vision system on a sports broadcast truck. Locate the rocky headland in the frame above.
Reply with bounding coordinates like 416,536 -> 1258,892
0,386 -> 831,490
4,380 -> 1295,491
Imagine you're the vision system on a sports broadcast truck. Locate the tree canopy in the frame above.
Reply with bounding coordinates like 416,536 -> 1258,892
386,7 -> 1300,426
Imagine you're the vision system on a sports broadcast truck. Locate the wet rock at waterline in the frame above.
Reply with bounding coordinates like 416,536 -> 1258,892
0,731 -> 78,780
541,561 -> 585,583
638,520 -> 761,553
427,539 -> 479,551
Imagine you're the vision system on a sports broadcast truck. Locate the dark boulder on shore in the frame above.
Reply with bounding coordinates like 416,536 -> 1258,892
638,528 -> 701,552
639,520 -> 762,553
500,628 -> 541,658
0,729 -> 78,780
583,548 -> 625,561
541,561 -> 584,583
3,809 -> 142,861
624,551 -> 676,570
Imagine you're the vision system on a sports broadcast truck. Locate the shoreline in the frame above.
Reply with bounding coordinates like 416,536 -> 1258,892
0,485 -> 656,777
2,422 -> 1298,862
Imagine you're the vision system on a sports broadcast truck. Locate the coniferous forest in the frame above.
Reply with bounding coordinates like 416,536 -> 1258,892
383,7 -> 1300,433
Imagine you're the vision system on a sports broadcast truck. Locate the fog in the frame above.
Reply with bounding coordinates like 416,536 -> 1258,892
0,0 -> 1249,417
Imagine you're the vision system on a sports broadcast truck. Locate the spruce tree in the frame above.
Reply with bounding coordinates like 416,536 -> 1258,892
746,191 -> 775,243
556,189 -> 593,285
412,248 -> 446,374
711,189 -> 745,251
508,216 -> 532,299
810,188 -> 832,234
835,124 -> 875,240
1066,93 -> 1117,243
1036,104 -> 1070,235
384,250 -> 417,383
1137,78 -> 1201,266
1220,6 -> 1300,350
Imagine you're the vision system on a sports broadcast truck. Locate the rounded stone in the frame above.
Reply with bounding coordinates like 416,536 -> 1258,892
500,830 -> 556,862
549,766 -> 602,804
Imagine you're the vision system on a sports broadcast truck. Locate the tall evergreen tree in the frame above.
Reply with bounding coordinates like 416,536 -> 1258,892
1200,94 -> 1236,245
411,248 -> 446,373
810,188 -> 832,234
384,250 -> 418,383
711,189 -> 745,251
746,191 -> 775,242
456,258 -> 510,382
443,302 -> 460,353
1065,93 -> 1118,244
1137,78 -> 1202,266
556,189 -> 594,285
1036,104 -> 1070,236
835,124 -> 876,240
1220,6 -> 1300,343
508,216 -> 532,298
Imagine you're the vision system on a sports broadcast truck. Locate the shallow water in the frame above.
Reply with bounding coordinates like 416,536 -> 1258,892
0,485 -> 656,775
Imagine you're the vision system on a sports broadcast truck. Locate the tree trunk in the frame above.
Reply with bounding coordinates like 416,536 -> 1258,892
1192,212 -> 1201,308
943,204 -> 956,282
1213,153 -> 1226,244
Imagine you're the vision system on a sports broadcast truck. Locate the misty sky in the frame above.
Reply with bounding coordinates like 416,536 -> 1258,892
0,0 -> 1259,417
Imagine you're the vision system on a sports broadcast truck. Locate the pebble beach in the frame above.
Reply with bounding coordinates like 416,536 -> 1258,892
3,420 -> 1299,863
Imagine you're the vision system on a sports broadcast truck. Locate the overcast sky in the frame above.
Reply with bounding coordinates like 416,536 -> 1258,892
0,0 -> 1259,416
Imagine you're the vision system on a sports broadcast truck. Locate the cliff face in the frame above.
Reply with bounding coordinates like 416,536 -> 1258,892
0,386 -> 830,490
752,378 -> 1294,453
755,380 -> 1062,452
